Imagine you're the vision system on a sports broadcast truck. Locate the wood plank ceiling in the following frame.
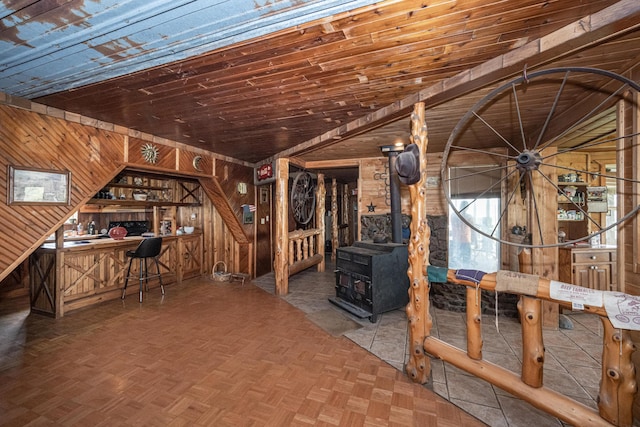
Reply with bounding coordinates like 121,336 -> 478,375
1,0 -> 639,179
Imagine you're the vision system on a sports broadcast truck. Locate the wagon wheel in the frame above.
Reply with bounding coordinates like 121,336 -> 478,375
442,67 -> 640,248
291,171 -> 316,225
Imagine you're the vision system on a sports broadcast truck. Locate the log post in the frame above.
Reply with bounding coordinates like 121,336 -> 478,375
340,184 -> 351,246
599,317 -> 637,427
274,158 -> 289,295
466,286 -> 482,360
316,173 -> 325,272
405,102 -> 432,384
331,178 -> 338,261
519,296 -> 544,388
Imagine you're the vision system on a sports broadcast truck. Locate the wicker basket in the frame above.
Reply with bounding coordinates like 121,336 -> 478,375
212,261 -> 232,282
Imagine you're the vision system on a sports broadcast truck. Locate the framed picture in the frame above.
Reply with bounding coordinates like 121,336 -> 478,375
243,211 -> 254,224
8,166 -> 71,205
242,204 -> 255,224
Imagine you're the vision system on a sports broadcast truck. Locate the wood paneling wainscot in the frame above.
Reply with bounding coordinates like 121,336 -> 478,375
30,234 -> 203,317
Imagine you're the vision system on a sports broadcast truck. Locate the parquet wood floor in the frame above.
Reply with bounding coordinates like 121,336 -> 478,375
0,278 -> 485,426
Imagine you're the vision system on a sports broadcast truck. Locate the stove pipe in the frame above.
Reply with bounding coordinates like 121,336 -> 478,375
381,145 -> 404,244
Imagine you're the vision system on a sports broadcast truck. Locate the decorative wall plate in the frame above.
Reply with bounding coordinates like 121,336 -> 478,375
141,143 -> 159,164
193,155 -> 202,171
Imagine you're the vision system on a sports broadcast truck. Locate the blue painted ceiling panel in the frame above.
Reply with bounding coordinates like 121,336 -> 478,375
0,0 -> 379,98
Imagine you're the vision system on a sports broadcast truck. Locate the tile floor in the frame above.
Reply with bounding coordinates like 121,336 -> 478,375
253,259 -> 609,427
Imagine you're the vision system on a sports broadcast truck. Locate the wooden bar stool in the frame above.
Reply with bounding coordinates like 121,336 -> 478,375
121,237 -> 164,302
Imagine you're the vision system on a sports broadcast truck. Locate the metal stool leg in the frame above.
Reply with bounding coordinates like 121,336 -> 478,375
122,257 -> 133,299
154,257 -> 165,295
144,258 -> 150,292
138,258 -> 144,303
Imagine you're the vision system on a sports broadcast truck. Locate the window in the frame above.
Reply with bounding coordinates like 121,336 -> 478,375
604,164 -> 617,245
447,166 -> 501,272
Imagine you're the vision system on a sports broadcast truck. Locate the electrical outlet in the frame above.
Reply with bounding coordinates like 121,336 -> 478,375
190,213 -> 197,220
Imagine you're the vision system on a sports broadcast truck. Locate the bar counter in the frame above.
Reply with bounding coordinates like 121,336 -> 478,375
31,233 -> 203,317
40,235 -> 149,250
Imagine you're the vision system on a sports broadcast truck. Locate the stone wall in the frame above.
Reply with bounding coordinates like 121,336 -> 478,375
360,214 -> 411,242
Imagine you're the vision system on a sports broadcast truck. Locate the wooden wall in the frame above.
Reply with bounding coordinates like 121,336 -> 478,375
621,65 -> 640,297
0,99 -> 251,283
358,153 -> 446,221
213,159 -> 256,242
623,60 -> 640,426
0,104 -> 125,281
209,159 -> 256,276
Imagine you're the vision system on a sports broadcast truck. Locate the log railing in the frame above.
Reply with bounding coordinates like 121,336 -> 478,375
404,102 -> 636,426
287,228 -> 323,276
416,267 -> 637,427
275,166 -> 325,295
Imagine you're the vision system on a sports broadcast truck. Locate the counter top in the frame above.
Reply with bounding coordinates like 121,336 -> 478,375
560,244 -> 616,250
40,236 -> 147,251
39,232 -> 201,251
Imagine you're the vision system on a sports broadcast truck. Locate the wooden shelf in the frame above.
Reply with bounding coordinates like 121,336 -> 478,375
558,181 -> 588,185
91,171 -> 203,207
84,199 -> 200,207
107,182 -> 169,191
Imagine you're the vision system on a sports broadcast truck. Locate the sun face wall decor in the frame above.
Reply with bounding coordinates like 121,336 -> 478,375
141,143 -> 159,164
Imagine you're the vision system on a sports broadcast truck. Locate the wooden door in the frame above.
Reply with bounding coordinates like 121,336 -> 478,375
255,185 -> 273,277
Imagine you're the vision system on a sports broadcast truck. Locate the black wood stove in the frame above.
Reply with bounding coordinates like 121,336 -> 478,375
330,241 -> 409,323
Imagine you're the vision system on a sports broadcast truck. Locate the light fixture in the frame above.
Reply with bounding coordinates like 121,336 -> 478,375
379,144 -> 405,155
237,182 -> 248,195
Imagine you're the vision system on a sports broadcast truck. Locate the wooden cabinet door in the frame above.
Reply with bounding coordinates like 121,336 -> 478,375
591,265 -> 612,291
573,264 -> 591,288
157,239 -> 178,284
179,235 -> 203,281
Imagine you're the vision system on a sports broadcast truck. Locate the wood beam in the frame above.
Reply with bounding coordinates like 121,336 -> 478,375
304,159 -> 361,169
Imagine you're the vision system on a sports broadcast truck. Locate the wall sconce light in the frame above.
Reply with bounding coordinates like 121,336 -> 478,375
237,182 -> 248,195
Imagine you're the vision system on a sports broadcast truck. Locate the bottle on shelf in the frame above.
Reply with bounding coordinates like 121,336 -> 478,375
77,222 -> 84,235
88,221 -> 96,235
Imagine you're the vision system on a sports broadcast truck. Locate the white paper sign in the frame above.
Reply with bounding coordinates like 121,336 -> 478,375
549,280 -> 603,308
604,292 -> 640,330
